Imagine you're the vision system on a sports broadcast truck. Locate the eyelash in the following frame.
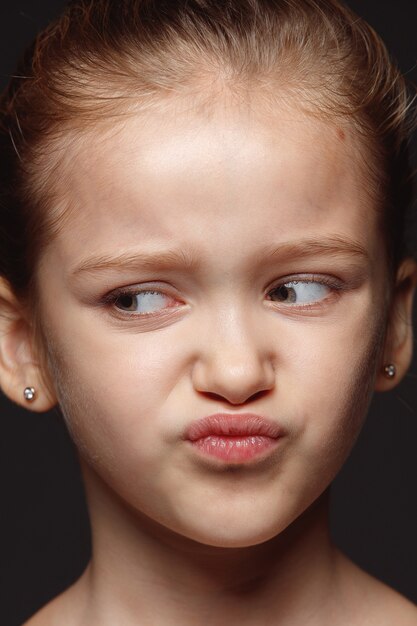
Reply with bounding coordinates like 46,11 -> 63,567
101,274 -> 344,318
267,274 -> 344,307
101,285 -> 182,317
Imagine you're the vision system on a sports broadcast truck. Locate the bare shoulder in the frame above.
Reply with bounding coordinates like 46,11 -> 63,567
23,599 -> 59,626
22,575 -> 88,626
335,551 -> 417,625
23,593 -> 77,626
372,586 -> 417,626
23,597 -> 68,626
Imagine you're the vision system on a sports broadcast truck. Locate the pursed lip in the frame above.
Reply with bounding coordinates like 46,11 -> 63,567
183,413 -> 283,441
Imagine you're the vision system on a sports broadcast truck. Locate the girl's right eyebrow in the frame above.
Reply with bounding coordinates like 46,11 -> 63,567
69,247 -> 201,280
68,235 -> 370,282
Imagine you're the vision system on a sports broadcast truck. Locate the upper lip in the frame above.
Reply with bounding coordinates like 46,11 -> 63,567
184,413 -> 283,441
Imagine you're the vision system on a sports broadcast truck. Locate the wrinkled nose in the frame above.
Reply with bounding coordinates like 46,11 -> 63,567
191,311 -> 276,405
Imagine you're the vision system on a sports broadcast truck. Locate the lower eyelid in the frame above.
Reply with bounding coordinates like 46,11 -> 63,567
264,293 -> 342,317
108,301 -> 190,323
108,307 -> 191,332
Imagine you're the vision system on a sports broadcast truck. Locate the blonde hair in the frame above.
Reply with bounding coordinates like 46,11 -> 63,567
0,0 -> 416,298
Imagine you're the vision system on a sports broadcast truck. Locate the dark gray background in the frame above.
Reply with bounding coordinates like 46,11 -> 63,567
1,2 -> 417,625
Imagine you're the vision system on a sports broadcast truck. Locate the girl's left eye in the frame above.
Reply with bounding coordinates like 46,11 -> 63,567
266,280 -> 331,305
112,290 -> 178,314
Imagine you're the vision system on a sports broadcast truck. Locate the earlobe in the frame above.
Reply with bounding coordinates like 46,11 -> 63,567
0,277 -> 57,412
375,258 -> 417,392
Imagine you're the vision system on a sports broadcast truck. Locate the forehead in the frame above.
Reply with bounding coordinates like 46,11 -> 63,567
42,95 -> 380,272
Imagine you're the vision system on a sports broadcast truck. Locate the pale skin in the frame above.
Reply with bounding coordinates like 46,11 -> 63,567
0,93 -> 417,625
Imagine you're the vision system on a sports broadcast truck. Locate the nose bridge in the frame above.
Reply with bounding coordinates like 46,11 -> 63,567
192,300 -> 276,403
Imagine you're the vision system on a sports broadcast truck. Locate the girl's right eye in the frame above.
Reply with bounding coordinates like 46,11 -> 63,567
112,290 -> 179,315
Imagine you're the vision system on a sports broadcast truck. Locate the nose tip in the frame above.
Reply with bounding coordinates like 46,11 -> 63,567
191,356 -> 276,405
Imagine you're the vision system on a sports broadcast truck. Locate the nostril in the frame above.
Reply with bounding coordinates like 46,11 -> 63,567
199,391 -> 231,403
197,388 -> 271,406
247,389 -> 271,402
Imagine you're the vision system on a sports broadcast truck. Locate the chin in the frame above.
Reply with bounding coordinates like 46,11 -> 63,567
187,529 -> 282,549
168,507 -> 293,549
172,498 -> 328,550
163,485 -> 329,549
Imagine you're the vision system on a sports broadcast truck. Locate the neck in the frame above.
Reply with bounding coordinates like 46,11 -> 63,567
73,463 -> 341,626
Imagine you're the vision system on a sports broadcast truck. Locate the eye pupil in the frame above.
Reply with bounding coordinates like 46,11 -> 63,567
270,285 -> 296,302
278,286 -> 289,300
117,295 -> 135,310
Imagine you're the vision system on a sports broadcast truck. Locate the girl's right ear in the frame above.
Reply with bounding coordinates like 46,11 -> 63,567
0,277 -> 57,412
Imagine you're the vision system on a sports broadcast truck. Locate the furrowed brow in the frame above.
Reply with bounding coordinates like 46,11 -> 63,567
70,235 -> 369,282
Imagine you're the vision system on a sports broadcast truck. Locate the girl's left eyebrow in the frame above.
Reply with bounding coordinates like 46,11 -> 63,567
261,236 -> 369,264
69,235 -> 369,281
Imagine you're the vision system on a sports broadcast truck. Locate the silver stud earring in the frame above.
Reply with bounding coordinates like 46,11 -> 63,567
23,387 -> 36,402
383,364 -> 396,379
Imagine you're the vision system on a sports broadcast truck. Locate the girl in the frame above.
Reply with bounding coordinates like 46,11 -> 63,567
1,1 -> 416,624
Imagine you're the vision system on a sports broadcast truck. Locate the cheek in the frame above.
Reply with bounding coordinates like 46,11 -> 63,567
276,305 -> 383,488
44,316 -> 189,471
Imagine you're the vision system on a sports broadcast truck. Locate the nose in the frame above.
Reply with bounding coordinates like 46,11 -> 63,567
191,309 -> 276,405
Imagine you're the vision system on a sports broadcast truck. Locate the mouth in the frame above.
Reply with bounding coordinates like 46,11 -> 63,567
183,413 -> 283,464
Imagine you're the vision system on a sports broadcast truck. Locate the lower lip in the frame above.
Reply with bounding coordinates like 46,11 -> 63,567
189,435 -> 280,463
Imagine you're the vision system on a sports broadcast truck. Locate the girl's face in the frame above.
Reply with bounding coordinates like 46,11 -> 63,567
37,96 -> 388,547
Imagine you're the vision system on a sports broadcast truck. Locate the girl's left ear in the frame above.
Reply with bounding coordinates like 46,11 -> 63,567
375,257 -> 417,391
0,277 -> 57,412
